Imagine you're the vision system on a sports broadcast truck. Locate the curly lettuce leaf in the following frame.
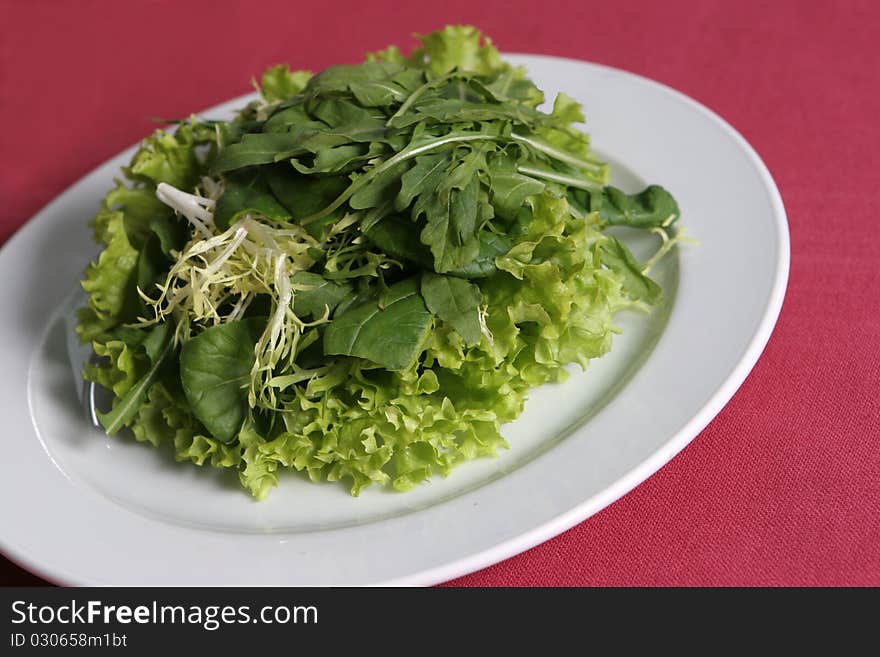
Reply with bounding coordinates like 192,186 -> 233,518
77,213 -> 140,343
408,25 -> 503,76
260,64 -> 313,103
132,380 -> 243,467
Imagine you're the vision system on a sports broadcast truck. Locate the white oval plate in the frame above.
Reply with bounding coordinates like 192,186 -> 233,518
0,54 -> 787,585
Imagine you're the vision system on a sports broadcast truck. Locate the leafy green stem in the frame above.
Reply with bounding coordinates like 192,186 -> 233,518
511,132 -> 606,174
516,164 -> 602,191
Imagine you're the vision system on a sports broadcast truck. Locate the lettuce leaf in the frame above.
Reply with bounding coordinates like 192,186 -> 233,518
260,65 -> 313,103
77,212 -> 139,343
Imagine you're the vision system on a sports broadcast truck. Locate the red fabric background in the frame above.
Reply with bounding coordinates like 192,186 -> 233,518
1,0 -> 878,586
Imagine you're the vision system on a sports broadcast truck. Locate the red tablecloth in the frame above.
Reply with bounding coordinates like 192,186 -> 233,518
2,0 -> 878,586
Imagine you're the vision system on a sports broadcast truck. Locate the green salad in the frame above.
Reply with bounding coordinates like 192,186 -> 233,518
78,25 -> 680,499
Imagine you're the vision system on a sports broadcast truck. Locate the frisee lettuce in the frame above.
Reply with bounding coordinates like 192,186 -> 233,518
78,25 -> 681,499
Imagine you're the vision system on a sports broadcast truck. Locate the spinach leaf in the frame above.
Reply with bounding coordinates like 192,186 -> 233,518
600,236 -> 662,304
265,165 -> 348,220
421,273 -> 482,345
364,215 -> 434,268
291,272 -> 353,319
97,321 -> 174,435
323,277 -> 432,370
148,213 -> 187,256
214,170 -> 291,230
179,318 -> 264,443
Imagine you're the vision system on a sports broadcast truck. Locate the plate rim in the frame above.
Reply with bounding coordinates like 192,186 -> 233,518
0,53 -> 789,586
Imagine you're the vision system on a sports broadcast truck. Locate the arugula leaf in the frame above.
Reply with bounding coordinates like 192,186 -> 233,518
421,273 -> 482,345
211,133 -> 306,173
488,156 -> 545,220
600,236 -> 662,304
262,104 -> 325,134
448,230 -> 513,278
349,160 -> 411,209
389,98 -> 545,130
323,278 -> 432,370
417,174 -> 482,272
589,185 -> 680,229
179,319 -> 264,443
395,152 -> 449,211
306,61 -> 405,96
291,144 -> 373,175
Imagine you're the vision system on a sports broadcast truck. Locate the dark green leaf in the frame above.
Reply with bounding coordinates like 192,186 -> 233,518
211,133 -> 305,173
391,98 -> 544,129
349,160 -> 411,209
448,230 -> 512,278
179,319 -> 264,443
323,278 -> 431,370
395,152 -> 449,211
133,234 -> 166,316
360,201 -> 394,233
148,213 -> 186,256
364,214 -> 434,267
437,144 -> 490,197
214,170 -> 291,230
306,61 -> 404,96
488,156 -> 545,219
97,322 -> 174,435
421,273 -> 482,345
310,98 -> 382,126
589,185 -> 680,229
349,79 -> 407,107
262,104 -> 325,134
418,175 -> 481,272
600,236 -> 662,304
390,68 -> 425,93
291,272 -> 353,319
290,144 -> 370,175
264,165 -> 348,220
